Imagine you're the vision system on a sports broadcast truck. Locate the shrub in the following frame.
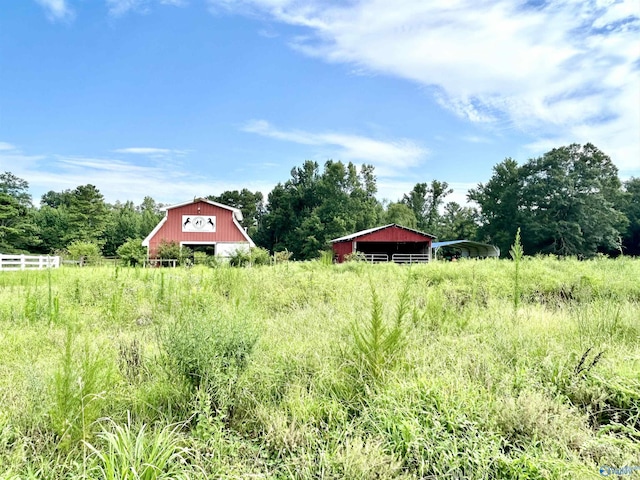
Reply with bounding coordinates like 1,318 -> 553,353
510,227 -> 524,314
228,248 -> 250,267
229,247 -> 271,267
159,313 -> 258,417
66,241 -> 102,265
344,251 -> 366,262
250,247 -> 271,266
273,249 -> 293,264
116,238 -> 146,266
157,240 -> 192,266
192,251 -> 208,265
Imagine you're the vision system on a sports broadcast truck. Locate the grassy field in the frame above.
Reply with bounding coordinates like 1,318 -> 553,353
0,257 -> 638,479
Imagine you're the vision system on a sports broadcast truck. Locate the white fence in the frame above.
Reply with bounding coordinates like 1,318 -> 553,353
0,254 -> 61,271
391,253 -> 431,264
363,253 -> 389,263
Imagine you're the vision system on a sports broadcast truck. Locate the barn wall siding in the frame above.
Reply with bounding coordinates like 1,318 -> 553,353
332,242 -> 353,263
147,202 -> 250,258
355,227 -> 433,243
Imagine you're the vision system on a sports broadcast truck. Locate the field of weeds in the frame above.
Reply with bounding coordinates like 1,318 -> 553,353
0,256 -> 638,479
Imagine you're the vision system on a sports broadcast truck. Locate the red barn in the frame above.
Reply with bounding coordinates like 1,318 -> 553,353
331,224 -> 435,263
142,198 -> 255,260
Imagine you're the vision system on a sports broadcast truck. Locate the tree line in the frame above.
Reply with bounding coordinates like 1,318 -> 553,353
0,143 -> 638,259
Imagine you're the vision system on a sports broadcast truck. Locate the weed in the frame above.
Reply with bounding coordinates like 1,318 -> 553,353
119,338 -> 144,383
85,414 -> 197,480
159,312 -> 258,420
510,227 -> 524,315
318,250 -> 333,266
349,281 -> 410,385
573,347 -> 604,378
49,327 -> 111,448
275,249 -> 294,264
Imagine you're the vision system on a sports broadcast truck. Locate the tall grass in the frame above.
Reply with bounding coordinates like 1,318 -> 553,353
510,227 -> 524,315
85,415 -> 197,480
49,326 -> 111,449
0,259 -> 637,478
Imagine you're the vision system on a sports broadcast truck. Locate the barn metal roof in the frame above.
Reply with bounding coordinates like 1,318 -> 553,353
330,224 -> 436,243
432,240 -> 500,257
161,198 -> 243,221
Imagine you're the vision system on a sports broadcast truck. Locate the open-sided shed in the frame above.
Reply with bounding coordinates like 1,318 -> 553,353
142,198 -> 255,260
331,224 -> 436,263
432,240 -> 500,259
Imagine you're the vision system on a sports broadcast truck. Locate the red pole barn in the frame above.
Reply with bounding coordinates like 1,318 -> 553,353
142,198 -> 255,260
331,224 -> 435,263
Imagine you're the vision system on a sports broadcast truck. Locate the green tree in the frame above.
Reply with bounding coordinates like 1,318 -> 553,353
102,201 -> 142,256
0,172 -> 39,252
351,164 -> 382,230
64,185 -> 109,246
66,240 -> 102,264
32,205 -> 70,253
208,189 -> 264,238
469,144 -> 627,258
617,177 -> 639,255
137,196 -> 164,238
438,202 -> 478,241
296,212 -> 325,259
402,180 -> 452,234
384,202 -> 417,228
41,189 -> 72,208
519,144 -> 626,256
256,160 -> 382,259
468,158 -> 523,257
257,161 -> 322,257
116,238 -> 146,266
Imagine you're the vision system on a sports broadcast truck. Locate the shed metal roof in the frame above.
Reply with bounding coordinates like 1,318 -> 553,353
432,240 -> 500,257
330,224 -> 436,243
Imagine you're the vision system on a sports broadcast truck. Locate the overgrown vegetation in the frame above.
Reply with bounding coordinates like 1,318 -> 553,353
228,246 -> 271,267
0,257 -> 638,478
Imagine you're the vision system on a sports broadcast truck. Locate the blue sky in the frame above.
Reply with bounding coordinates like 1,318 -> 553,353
1,0 -> 638,206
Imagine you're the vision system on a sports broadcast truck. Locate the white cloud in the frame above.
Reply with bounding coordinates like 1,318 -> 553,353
0,142 -> 17,152
106,0 -> 145,16
461,135 -> 492,144
214,0 -> 640,173
35,0 -> 74,22
0,145 -> 270,205
113,147 -> 189,156
106,0 -> 186,16
242,119 -> 428,174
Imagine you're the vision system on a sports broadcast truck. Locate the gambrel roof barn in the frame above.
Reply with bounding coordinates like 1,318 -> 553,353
142,198 -> 255,259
